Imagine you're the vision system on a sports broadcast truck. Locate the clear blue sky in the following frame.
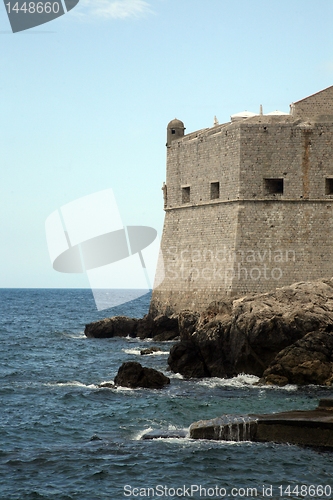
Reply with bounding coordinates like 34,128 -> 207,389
1,0 -> 333,288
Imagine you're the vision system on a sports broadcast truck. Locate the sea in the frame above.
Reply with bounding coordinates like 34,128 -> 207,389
1,288 -> 333,500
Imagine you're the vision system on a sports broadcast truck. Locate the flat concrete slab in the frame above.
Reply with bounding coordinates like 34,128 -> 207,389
189,399 -> 333,449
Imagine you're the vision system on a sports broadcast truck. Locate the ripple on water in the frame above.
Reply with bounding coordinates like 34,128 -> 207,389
1,289 -> 333,500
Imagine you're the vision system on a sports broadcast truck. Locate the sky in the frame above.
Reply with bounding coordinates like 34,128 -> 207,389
1,0 -> 333,289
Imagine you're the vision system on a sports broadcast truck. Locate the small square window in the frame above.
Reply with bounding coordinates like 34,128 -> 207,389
171,129 -> 176,135
325,178 -> 333,195
210,182 -> 220,200
182,186 -> 190,203
264,178 -> 284,195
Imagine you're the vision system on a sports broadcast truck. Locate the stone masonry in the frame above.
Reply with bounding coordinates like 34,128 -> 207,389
150,86 -> 333,316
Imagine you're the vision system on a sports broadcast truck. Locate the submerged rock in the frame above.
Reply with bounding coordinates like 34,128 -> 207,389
141,429 -> 188,440
114,361 -> 170,389
98,382 -> 115,389
140,347 -> 162,355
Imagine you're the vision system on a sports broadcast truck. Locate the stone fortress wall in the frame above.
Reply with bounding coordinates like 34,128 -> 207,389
150,86 -> 333,316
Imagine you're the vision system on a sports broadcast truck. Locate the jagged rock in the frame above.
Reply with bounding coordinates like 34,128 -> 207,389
261,374 -> 289,386
98,382 -> 115,389
90,434 -> 103,441
169,341 -> 210,378
150,314 -> 179,341
85,278 -> 333,385
140,347 -> 162,355
84,316 -> 138,338
114,362 -> 170,389
85,313 -> 179,341
199,300 -> 233,325
153,330 -> 179,341
168,279 -> 333,379
260,328 -> 333,386
178,311 -> 200,340
136,315 -> 154,339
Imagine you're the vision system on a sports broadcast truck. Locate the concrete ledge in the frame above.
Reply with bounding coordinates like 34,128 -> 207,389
189,399 -> 333,449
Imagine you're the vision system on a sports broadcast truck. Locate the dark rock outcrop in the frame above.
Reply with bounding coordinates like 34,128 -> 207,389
168,341 -> 210,378
178,311 -> 200,340
260,327 -> 333,386
114,361 -> 170,389
98,382 -> 115,389
85,314 -> 179,341
147,314 -> 179,341
168,279 -> 333,379
85,316 -> 138,338
85,278 -> 333,384
140,347 -> 162,355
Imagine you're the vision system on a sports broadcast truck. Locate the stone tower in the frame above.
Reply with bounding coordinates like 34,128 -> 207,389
150,86 -> 333,316
166,118 -> 185,147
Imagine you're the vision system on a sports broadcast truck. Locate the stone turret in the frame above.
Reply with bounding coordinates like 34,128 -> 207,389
166,118 -> 185,147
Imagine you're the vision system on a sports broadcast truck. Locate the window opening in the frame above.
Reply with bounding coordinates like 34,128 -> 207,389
264,178 -> 284,195
182,186 -> 190,203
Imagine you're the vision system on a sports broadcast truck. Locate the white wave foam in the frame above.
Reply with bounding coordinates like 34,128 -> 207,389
61,331 -> 86,339
168,373 -> 184,380
135,426 -> 190,442
115,386 -> 140,393
123,348 -> 142,355
123,348 -> 169,356
147,351 -> 168,356
150,437 -> 191,444
98,380 -> 115,388
208,439 -> 252,446
125,335 -> 152,341
46,381 -> 98,389
134,427 -> 153,440
150,436 -> 251,446
197,374 -> 259,388
259,383 -> 298,392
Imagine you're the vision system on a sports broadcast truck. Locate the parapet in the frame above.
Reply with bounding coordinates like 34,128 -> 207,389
291,85 -> 333,120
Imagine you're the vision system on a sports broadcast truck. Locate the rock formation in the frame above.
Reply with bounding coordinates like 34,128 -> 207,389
140,347 -> 162,355
114,361 -> 170,389
168,279 -> 333,381
84,278 -> 333,386
84,314 -> 179,341
260,327 -> 333,386
84,316 -> 138,339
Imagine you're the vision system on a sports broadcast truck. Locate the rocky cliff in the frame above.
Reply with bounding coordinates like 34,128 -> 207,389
168,279 -> 333,383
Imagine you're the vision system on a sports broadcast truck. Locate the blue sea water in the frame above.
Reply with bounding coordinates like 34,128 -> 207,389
1,288 -> 333,500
